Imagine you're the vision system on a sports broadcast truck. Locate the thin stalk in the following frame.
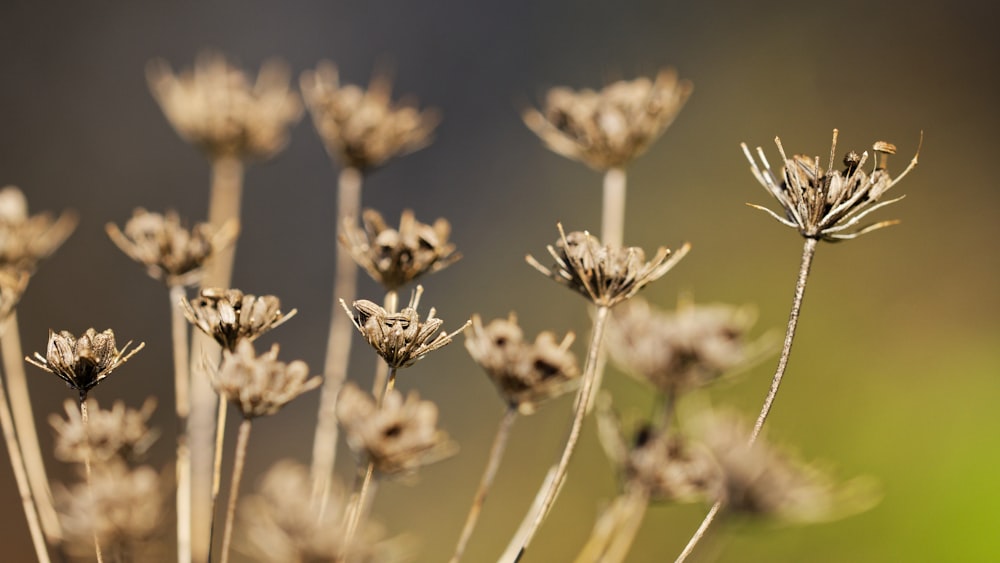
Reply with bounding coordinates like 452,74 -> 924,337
311,166 -> 363,499
574,486 -> 649,563
675,237 -> 818,563
504,305 -> 611,562
0,365 -> 50,563
370,290 -> 398,399
80,395 -> 105,563
450,407 -> 518,563
1,311 -> 62,544
218,419 -> 251,563
207,395 -> 229,558
169,285 -> 192,563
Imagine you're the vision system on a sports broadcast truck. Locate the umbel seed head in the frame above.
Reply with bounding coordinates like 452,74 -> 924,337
26,328 -> 144,396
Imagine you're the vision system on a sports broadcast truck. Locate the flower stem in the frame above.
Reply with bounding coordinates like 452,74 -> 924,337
170,285 -> 193,563
311,166 -> 363,500
80,395 -> 105,563
219,419 -> 251,563
574,486 -> 649,563
675,237 -> 818,563
450,407 -> 518,563
207,395 -> 228,559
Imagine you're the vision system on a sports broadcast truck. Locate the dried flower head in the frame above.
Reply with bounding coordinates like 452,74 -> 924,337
743,129 -> 921,241
56,462 -> 164,559
337,383 -> 457,476
26,328 -> 145,397
239,460 -> 398,563
182,287 -> 297,352
464,313 -> 579,414
0,185 -> 77,274
341,208 -> 461,291
147,51 -> 303,161
106,209 -> 239,287
214,340 -> 321,419
607,298 -> 758,394
0,269 -> 29,321
523,69 -> 692,170
301,61 -> 440,170
50,397 -> 158,465
527,224 -> 690,307
342,286 -> 469,369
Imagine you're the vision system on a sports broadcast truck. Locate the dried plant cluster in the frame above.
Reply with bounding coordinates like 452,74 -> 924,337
0,51 -> 920,563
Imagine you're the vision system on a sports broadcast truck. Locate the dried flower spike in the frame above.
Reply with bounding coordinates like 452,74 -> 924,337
342,286 -> 469,369
743,129 -> 921,241
523,69 -> 693,170
341,208 -> 461,291
106,209 -> 239,287
182,287 -> 297,352
49,398 -> 158,465
527,224 -> 690,307
147,51 -> 303,161
214,340 -> 321,419
301,61 -> 440,170
26,328 -> 144,397
0,186 -> 77,274
465,313 -> 579,414
337,383 -> 457,476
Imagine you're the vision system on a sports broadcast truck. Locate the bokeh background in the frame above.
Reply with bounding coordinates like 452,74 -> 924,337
0,1 -> 997,561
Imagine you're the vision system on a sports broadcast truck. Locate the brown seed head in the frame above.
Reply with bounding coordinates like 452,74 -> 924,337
214,340 -> 321,419
182,288 -> 296,352
26,328 -> 145,396
49,397 -> 158,465
0,186 -> 77,274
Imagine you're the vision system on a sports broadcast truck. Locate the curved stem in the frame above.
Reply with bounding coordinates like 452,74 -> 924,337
169,285 -> 192,563
450,407 -> 518,563
575,486 -> 649,563
80,395 -> 105,563
219,419 -> 252,563
674,501 -> 721,563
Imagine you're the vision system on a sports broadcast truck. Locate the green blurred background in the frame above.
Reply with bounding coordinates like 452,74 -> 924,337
0,0 -> 996,561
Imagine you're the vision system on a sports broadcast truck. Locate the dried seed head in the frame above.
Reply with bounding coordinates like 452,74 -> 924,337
106,209 -> 239,287
147,51 -> 303,161
50,397 -> 158,465
238,460 -> 399,563
464,313 -> 579,414
26,328 -> 145,396
342,286 -> 469,369
0,185 -> 77,274
743,129 -> 922,241
214,340 -> 321,419
337,383 -> 457,476
523,69 -> 692,170
341,209 -> 460,291
526,224 -> 690,307
607,298 -> 757,394
301,61 -> 439,171
182,288 -> 297,352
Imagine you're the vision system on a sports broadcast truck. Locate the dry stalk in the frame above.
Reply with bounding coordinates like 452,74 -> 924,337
370,290 -> 398,399
219,418 -> 252,563
574,486 -> 650,563
169,285 -> 193,563
80,396 -> 105,563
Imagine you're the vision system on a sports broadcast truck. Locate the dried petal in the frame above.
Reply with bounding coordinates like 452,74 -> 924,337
214,340 -> 321,418
182,288 -> 296,352
0,186 -> 77,274
26,328 -> 144,395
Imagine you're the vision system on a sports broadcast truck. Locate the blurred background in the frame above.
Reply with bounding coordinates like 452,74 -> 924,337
0,0 -> 997,561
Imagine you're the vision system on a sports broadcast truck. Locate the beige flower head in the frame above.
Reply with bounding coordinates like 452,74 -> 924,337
527,224 -> 690,307
341,208 -> 461,291
0,269 -> 29,322
523,69 -> 692,170
300,61 -> 440,170
50,398 -> 158,465
147,51 -> 303,161
26,328 -> 145,397
464,313 -> 579,414
743,129 -> 921,241
338,383 -> 457,476
214,340 -> 321,419
342,286 -> 469,369
0,185 -> 77,274
182,287 -> 297,352
106,208 -> 239,287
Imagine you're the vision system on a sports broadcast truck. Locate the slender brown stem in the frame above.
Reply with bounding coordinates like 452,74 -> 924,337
574,486 -> 649,563
311,166 -> 363,500
207,395 -> 229,558
450,407 -> 518,563
219,419 -> 251,563
370,290 -> 398,399
675,237 -> 818,563
80,396 -> 105,563
169,285 -> 193,563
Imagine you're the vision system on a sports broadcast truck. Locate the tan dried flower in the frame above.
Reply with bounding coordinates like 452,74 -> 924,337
106,209 -> 238,287
607,298 -> 757,394
301,61 -> 440,170
147,51 -> 303,161
341,209 -> 460,291
337,383 -> 456,476
342,286 -> 469,369
526,224 -> 690,307
239,460 -> 397,563
0,185 -> 77,274
26,328 -> 145,397
50,397 -> 158,465
743,129 -> 921,241
182,287 -> 297,352
523,69 -> 692,170
214,340 -> 321,419
0,269 -> 28,321
464,313 -> 579,414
